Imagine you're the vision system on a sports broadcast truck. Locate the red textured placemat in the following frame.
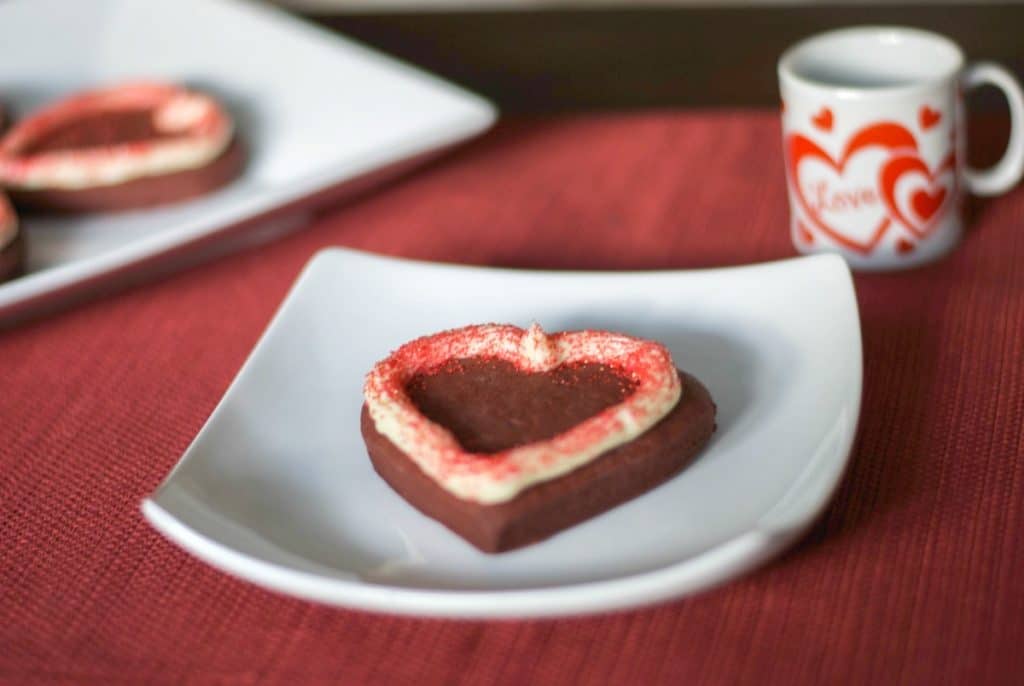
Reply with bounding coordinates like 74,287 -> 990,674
2,112 -> 1022,685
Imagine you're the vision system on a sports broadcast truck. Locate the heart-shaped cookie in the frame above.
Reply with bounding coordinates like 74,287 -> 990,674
362,324 -> 716,552
365,323 -> 683,503
0,82 -> 242,212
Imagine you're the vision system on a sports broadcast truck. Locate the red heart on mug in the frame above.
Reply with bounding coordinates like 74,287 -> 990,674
880,151 -> 956,239
811,107 -> 833,131
912,187 -> 947,221
787,122 -> 918,254
919,106 -> 942,130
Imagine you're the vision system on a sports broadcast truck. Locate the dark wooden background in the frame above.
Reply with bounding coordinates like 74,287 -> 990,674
310,4 -> 1024,111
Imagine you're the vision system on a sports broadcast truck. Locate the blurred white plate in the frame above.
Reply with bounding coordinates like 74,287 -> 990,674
143,248 -> 862,618
0,0 -> 494,323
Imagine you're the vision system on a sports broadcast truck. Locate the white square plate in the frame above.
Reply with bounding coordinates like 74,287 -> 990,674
0,0 -> 494,322
143,248 -> 862,618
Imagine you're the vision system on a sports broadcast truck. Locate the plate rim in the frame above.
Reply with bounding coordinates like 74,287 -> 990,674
142,247 -> 863,618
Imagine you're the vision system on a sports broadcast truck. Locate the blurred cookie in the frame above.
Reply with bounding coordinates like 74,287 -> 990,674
0,82 -> 243,213
0,192 -> 23,282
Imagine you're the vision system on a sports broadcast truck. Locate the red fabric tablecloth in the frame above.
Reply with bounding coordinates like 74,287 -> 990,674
2,112 -> 1023,685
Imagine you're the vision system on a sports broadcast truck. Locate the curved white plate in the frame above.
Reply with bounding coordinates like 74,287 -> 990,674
143,248 -> 862,618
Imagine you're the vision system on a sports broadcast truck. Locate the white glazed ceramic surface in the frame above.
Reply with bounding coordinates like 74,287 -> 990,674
0,0 -> 495,319
779,26 -> 1024,270
143,248 -> 863,618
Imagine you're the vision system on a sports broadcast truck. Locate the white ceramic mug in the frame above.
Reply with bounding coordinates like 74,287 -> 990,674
778,26 -> 1024,270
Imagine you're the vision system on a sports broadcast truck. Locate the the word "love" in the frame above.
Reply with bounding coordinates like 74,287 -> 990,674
805,181 -> 880,213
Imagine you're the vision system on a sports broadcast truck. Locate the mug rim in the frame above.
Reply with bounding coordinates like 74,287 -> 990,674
778,26 -> 965,100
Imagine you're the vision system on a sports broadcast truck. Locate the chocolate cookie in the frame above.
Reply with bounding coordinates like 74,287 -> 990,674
0,82 -> 242,213
0,192 -> 24,282
360,324 -> 716,553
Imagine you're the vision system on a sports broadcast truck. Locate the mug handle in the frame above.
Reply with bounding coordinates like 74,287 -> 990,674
962,62 -> 1024,196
